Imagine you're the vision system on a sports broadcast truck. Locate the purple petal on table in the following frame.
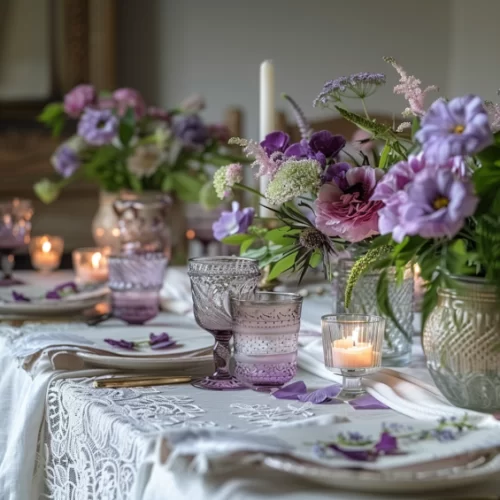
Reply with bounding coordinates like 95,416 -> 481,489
297,384 -> 342,404
374,432 -> 406,456
326,443 -> 377,462
12,291 -> 31,302
45,281 -> 79,299
271,381 -> 307,400
349,394 -> 390,410
149,332 -> 171,345
150,339 -> 177,350
104,338 -> 135,350
45,290 -> 61,300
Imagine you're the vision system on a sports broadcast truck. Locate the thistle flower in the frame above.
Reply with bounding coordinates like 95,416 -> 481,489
265,159 -> 321,205
384,56 -> 438,117
213,163 -> 243,199
229,137 -> 281,179
314,72 -> 386,108
282,94 -> 313,139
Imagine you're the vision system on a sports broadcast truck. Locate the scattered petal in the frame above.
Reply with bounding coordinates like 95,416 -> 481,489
104,338 -> 135,350
349,394 -> 390,410
327,443 -> 377,462
150,339 -> 177,350
297,384 -> 342,404
45,281 -> 79,299
271,381 -> 307,400
374,432 -> 400,455
149,332 -> 171,345
12,291 -> 31,302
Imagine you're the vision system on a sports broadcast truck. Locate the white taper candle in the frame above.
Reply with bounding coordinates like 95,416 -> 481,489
259,60 -> 275,218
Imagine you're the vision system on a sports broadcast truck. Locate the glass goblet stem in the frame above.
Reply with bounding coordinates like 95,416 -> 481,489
212,330 -> 232,379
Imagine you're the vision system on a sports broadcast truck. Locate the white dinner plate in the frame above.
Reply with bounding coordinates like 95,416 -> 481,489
264,448 -> 500,494
0,285 -> 109,316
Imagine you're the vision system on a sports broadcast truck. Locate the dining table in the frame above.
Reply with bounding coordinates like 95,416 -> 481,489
0,270 -> 499,500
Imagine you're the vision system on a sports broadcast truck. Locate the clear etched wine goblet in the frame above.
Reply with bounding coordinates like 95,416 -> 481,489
187,256 -> 260,390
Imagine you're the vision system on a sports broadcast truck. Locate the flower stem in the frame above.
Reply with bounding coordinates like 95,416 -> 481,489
360,99 -> 370,120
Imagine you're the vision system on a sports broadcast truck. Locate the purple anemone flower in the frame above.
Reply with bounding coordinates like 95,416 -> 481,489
415,94 -> 493,163
322,162 -> 350,189
53,146 -> 81,178
77,108 -> 119,146
260,131 -> 290,156
285,131 -> 345,167
377,167 -> 478,242
173,115 -> 209,148
104,338 -> 135,350
212,201 -> 254,241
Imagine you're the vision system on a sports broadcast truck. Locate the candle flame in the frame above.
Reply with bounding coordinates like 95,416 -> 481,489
42,241 -> 52,253
352,326 -> 360,345
91,252 -> 102,269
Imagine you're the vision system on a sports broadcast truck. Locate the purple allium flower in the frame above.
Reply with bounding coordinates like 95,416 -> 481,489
415,95 -> 493,163
314,73 -> 386,107
260,131 -> 290,156
12,291 -> 30,302
113,88 -> 146,119
104,338 -> 135,350
77,108 -> 119,146
212,201 -> 255,241
322,162 -> 350,189
315,166 -> 384,242
377,167 -> 478,242
173,115 -> 209,148
64,84 -> 96,118
52,146 -> 80,178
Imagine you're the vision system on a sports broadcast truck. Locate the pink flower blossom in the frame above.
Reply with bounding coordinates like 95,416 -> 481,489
112,88 -> 146,119
180,93 -> 206,113
315,166 -> 383,242
351,129 -> 374,152
64,84 -> 96,118
384,57 -> 438,117
228,137 -> 281,179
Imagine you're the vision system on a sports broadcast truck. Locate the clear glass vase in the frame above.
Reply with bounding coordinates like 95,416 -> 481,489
332,258 -> 414,367
423,277 -> 500,413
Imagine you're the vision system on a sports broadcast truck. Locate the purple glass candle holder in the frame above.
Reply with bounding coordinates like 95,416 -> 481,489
231,292 -> 303,392
187,256 -> 260,391
108,253 -> 167,325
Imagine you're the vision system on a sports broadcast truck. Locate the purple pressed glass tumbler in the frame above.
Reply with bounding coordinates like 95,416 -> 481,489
231,292 -> 303,391
108,253 -> 167,324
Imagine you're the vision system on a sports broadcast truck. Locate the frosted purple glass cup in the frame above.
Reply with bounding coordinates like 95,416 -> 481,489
108,253 -> 167,324
231,292 -> 303,392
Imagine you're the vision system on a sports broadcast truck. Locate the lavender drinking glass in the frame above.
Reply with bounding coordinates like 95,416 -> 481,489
187,256 -> 260,390
231,292 -> 303,391
108,252 -> 167,324
0,199 -> 33,285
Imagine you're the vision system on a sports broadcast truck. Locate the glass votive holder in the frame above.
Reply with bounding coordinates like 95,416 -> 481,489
321,314 -> 385,399
108,252 -> 167,324
29,235 -> 64,272
230,292 -> 303,392
73,247 -> 111,285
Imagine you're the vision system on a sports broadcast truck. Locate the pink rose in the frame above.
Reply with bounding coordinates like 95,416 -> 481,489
63,84 -> 96,118
314,166 -> 384,243
112,88 -> 146,119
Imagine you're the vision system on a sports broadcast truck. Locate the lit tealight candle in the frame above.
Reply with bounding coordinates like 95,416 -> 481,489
332,327 -> 374,369
73,247 -> 109,284
30,235 -> 64,272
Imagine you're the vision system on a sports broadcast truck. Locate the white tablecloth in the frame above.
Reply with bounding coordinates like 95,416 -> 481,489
1,272 -> 498,499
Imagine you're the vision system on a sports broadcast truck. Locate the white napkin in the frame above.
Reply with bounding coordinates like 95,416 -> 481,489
160,268 -> 192,314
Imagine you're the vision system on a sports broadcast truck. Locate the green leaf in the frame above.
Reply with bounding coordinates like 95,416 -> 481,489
335,106 -> 393,138
378,142 -> 391,170
240,236 -> 256,254
161,176 -> 174,192
242,246 -> 268,260
411,116 -> 421,140
38,103 -> 64,124
309,250 -> 322,268
172,172 -> 204,202
268,252 -> 298,281
128,172 -> 142,192
222,234 -> 253,245
265,226 -> 298,245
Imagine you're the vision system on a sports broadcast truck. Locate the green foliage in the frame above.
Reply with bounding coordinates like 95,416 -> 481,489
267,252 -> 298,281
335,106 -> 394,139
476,215 -> 500,286
118,108 -> 136,146
171,171 -> 205,202
38,103 -> 66,136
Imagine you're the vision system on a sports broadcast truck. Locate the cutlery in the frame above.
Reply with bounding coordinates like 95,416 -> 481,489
93,375 -> 192,388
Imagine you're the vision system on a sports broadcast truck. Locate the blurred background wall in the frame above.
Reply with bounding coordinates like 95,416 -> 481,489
118,0 -> 500,140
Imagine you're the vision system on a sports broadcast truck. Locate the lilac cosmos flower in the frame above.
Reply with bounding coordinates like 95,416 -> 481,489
53,146 -> 81,178
78,108 -> 118,146
416,95 -> 493,163
212,201 -> 255,241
